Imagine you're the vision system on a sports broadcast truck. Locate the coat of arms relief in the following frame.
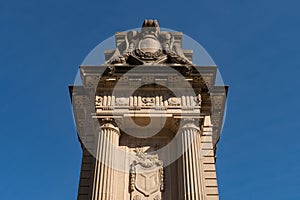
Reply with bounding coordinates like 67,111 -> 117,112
130,148 -> 164,200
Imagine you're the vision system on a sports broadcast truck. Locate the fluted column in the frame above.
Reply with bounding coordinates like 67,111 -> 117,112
92,121 -> 120,200
178,120 -> 204,200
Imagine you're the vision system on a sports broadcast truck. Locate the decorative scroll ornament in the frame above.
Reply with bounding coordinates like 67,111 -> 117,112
130,148 -> 164,199
168,97 -> 181,106
142,97 -> 155,106
109,54 -> 126,64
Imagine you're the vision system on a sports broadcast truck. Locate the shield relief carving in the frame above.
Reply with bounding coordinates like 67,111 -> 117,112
130,150 -> 164,200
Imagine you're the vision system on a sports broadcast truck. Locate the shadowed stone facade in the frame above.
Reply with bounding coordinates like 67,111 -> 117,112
69,20 -> 228,200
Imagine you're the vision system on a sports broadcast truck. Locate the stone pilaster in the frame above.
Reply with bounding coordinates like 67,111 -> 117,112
200,116 -> 219,200
178,119 -> 204,200
91,121 -> 120,200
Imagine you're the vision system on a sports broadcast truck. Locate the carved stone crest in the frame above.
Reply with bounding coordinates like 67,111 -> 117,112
130,148 -> 164,200
105,20 -> 194,75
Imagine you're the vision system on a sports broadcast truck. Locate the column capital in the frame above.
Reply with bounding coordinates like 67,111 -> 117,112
98,119 -> 120,135
180,118 -> 201,132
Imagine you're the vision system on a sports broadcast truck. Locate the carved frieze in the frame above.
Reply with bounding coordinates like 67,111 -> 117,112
95,93 -> 202,109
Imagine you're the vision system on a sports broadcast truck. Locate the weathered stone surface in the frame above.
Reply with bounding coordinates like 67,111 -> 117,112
69,19 -> 228,200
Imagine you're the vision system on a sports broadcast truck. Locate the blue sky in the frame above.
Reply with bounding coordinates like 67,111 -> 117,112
1,0 -> 300,199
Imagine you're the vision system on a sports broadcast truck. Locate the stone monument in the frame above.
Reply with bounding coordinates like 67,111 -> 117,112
69,19 -> 228,200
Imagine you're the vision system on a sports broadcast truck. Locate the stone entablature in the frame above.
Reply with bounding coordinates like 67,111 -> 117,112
71,65 -> 227,146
